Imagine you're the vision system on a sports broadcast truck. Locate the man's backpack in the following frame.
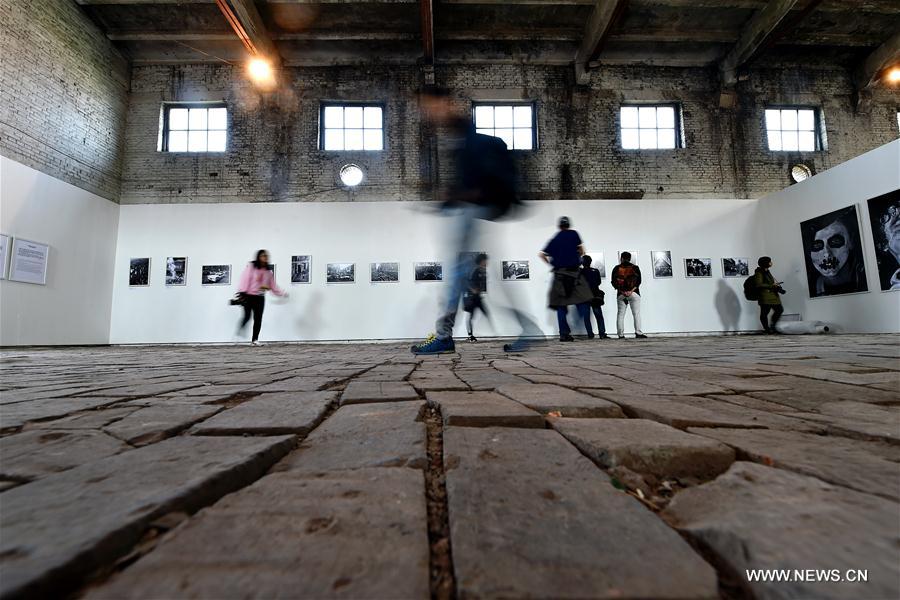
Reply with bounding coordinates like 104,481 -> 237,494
743,275 -> 759,301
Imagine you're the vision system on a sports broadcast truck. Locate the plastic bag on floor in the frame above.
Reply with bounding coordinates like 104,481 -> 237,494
775,320 -> 831,334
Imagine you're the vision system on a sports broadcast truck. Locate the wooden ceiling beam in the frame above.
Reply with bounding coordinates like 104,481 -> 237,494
574,0 -> 629,84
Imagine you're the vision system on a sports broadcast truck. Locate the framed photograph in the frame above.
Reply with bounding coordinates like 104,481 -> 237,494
291,255 -> 311,284
201,264 -> 231,285
866,190 -> 900,291
722,257 -> 750,278
415,262 -> 443,281
651,251 -> 673,278
801,205 -> 868,298
618,250 -> 638,264
684,258 -> 712,278
0,234 -> 10,280
502,260 -> 530,280
585,252 -> 605,278
326,262 -> 355,283
8,238 -> 49,285
370,262 -> 399,283
129,258 -> 150,286
165,257 -> 187,286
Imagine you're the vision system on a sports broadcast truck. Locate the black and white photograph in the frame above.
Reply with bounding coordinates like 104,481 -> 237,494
618,250 -> 637,264
501,260 -> 530,280
586,252 -> 606,278
370,262 -> 399,282
801,205 -> 868,298
651,251 -> 673,278
129,258 -> 150,286
684,258 -> 712,278
722,257 -> 750,278
165,257 -> 187,286
326,262 -> 355,283
415,262 -> 443,281
291,255 -> 311,284
866,190 -> 900,291
201,264 -> 231,285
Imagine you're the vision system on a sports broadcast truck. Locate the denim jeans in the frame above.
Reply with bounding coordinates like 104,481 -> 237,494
435,204 -> 492,340
557,304 -> 591,337
589,302 -> 607,336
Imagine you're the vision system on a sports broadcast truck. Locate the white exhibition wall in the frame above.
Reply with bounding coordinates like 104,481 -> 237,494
109,199 -> 765,343
0,156 -> 119,345
2,141 -> 898,346
759,140 -> 900,334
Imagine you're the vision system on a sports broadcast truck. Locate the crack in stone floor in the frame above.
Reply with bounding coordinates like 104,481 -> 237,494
0,334 -> 898,599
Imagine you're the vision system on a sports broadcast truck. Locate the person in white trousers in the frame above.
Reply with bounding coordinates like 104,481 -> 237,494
611,252 -> 648,339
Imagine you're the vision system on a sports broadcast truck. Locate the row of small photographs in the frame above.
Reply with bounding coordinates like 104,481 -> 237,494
128,257 -> 532,286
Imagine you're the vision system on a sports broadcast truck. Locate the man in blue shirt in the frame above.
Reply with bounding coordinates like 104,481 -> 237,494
540,217 -> 594,341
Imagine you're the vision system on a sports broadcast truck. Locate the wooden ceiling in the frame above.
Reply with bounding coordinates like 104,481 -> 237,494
74,0 -> 900,88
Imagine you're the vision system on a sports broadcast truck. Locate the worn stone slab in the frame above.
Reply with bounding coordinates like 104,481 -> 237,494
690,427 -> 900,501
0,430 -> 130,481
275,402 -> 426,472
159,384 -> 252,397
444,427 -> 718,598
672,396 -> 827,433
586,392 -> 767,430
74,382 -> 203,397
250,376 -> 338,393
356,364 -> 416,381
552,418 -> 735,479
496,383 -> 625,418
789,401 -> 900,445
86,468 -> 429,600
0,435 -> 295,599
408,371 -> 469,391
0,397 -> 128,430
664,462 -> 900,600
748,377 -> 899,410
192,392 -> 336,435
427,391 -> 544,428
454,369 -> 530,390
104,404 -> 221,445
24,406 -> 138,431
339,381 -> 419,405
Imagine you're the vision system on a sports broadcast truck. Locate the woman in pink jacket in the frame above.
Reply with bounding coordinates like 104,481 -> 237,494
236,249 -> 287,346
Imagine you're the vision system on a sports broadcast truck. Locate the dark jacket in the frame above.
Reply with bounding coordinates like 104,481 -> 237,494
753,268 -> 782,305
445,124 -> 519,220
611,263 -> 642,296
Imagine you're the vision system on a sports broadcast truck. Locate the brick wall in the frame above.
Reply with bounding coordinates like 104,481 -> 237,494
121,61 -> 898,205
0,0 -> 128,202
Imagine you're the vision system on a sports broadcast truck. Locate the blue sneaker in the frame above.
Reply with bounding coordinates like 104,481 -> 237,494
411,335 -> 456,355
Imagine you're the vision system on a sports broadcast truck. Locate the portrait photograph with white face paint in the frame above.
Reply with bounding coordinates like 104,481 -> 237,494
866,190 -> 900,292
800,205 -> 868,298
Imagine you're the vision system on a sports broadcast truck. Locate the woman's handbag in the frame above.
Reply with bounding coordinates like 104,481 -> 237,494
229,292 -> 247,306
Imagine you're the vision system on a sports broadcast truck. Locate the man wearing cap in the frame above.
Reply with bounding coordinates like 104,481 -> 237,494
540,216 -> 594,341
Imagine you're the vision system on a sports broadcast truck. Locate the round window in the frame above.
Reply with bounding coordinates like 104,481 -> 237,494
790,164 -> 812,183
339,164 -> 364,187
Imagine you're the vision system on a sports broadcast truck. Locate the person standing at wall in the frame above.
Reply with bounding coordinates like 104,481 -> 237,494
464,253 -> 489,342
611,252 -> 647,339
540,217 -> 594,341
235,249 -> 287,346
581,255 -> 609,339
753,256 -> 785,334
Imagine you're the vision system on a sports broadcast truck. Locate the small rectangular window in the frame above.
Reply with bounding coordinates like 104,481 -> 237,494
765,107 -> 821,152
472,102 -> 535,150
320,103 -> 384,151
161,104 -> 227,153
620,104 -> 682,150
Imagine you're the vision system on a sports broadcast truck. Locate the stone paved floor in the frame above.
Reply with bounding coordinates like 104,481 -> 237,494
1,335 -> 898,599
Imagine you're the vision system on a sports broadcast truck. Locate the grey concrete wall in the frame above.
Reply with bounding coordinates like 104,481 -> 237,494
121,61 -> 899,205
0,0 -> 129,203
